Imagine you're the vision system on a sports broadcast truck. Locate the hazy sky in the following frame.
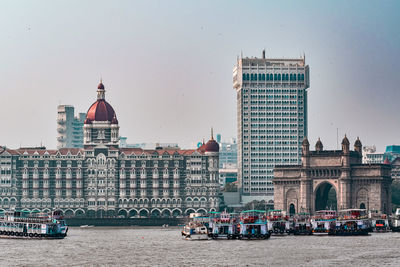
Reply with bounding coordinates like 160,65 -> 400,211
1,0 -> 399,151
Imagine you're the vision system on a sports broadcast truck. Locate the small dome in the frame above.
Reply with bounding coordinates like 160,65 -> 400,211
98,82 -> 105,89
315,138 -> 323,151
342,135 -> 350,145
111,114 -> 119,124
354,137 -> 362,147
205,139 -> 219,152
302,137 -> 309,146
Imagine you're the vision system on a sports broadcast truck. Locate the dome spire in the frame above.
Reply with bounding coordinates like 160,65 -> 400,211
211,127 -> 214,140
97,79 -> 105,100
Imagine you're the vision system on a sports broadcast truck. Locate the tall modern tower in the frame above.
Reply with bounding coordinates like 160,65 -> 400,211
233,51 -> 310,203
57,105 -> 86,148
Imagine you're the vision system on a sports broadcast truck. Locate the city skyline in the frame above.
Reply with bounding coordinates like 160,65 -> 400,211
1,0 -> 400,151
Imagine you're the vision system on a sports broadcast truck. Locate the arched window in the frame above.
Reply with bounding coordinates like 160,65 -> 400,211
250,73 -> 254,80
297,73 -> 301,81
242,73 -> 246,80
278,74 -> 281,80
301,74 -> 304,81
274,74 -> 277,80
290,74 -> 293,81
258,74 -> 262,80
293,74 -> 296,81
360,203 -> 366,209
246,73 -> 249,80
262,74 -> 265,80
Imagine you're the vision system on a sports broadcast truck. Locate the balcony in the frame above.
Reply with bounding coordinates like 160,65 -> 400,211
57,127 -> 66,133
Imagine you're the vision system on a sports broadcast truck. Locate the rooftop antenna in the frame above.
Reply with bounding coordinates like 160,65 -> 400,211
336,128 -> 339,150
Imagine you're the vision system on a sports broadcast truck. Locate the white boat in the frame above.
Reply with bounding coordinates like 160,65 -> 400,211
391,208 -> 400,232
181,223 -> 209,240
0,210 -> 68,239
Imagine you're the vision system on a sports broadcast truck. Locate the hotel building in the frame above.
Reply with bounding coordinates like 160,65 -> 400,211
233,51 -> 309,203
0,82 -> 220,217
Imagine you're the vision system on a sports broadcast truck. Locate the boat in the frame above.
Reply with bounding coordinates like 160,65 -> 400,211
267,210 -> 291,235
369,210 -> 389,232
390,208 -> 400,232
239,210 -> 271,239
0,210 -> 68,239
293,213 -> 312,235
334,209 -> 370,236
209,211 -> 239,239
311,210 -> 337,235
181,213 -> 209,240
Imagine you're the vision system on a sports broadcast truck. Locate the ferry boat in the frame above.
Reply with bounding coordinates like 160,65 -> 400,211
181,213 -> 209,240
311,210 -> 337,235
0,210 -> 68,239
369,210 -> 389,232
239,210 -> 270,239
334,209 -> 370,236
267,210 -> 291,235
390,208 -> 400,232
293,213 -> 312,235
209,211 -> 239,239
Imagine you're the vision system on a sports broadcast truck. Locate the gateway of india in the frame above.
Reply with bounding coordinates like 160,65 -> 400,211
274,136 -> 392,215
0,82 -> 220,218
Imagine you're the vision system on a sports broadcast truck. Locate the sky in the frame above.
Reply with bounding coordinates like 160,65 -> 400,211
0,0 -> 399,151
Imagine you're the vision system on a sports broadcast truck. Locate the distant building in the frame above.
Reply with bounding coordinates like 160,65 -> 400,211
233,51 -> 309,203
219,168 -> 238,188
362,146 -> 384,164
219,139 -> 237,169
57,105 -> 85,148
390,158 -> 400,182
119,137 -> 179,150
383,145 -> 400,162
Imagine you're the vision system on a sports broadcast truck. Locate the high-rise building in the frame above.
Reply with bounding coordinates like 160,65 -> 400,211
57,105 -> 85,148
233,51 -> 309,203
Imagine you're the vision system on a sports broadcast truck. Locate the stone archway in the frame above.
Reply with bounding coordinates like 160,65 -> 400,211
314,182 -> 337,212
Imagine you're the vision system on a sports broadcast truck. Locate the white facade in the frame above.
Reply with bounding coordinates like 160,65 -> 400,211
57,105 -> 85,149
233,51 -> 309,203
362,146 -> 384,164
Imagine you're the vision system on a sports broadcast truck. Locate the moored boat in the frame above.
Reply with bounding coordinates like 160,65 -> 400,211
209,211 -> 239,239
390,208 -> 400,232
334,209 -> 370,236
0,210 -> 68,239
181,213 -> 209,240
369,210 -> 389,232
239,210 -> 270,239
293,213 -> 312,235
311,210 -> 337,235
267,210 -> 291,235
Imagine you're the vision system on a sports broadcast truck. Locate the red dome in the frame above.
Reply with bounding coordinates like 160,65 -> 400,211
86,99 -> 116,122
205,139 -> 219,152
98,82 -> 105,89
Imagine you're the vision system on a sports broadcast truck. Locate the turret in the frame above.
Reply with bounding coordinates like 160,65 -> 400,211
354,137 -> 362,156
315,138 -> 323,152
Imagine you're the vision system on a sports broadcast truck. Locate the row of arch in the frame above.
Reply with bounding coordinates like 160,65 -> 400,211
118,198 -> 183,206
0,197 -> 17,206
3,208 -> 216,218
243,73 -> 305,82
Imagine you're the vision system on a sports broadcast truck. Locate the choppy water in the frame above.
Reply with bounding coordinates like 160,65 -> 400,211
1,227 -> 400,266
